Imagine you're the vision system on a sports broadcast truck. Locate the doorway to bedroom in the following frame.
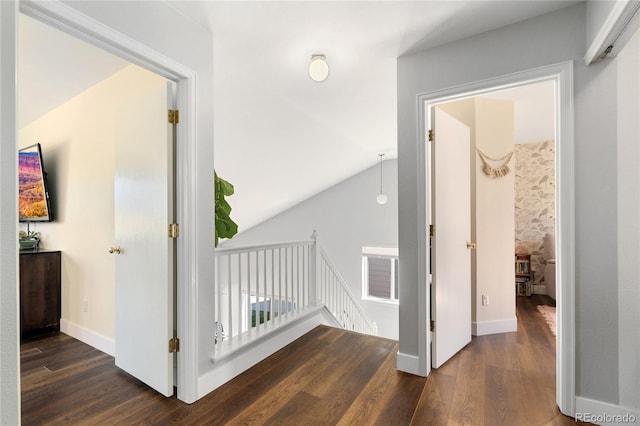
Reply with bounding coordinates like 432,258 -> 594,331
430,79 -> 557,337
426,73 -> 564,405
18,11 -> 178,398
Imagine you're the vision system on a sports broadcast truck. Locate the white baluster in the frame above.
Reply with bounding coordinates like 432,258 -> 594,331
297,245 -> 302,311
238,253 -> 242,335
278,248 -> 282,320
270,249 -> 275,325
262,250 -> 267,328
246,252 -> 251,333
284,248 -> 289,316
227,255 -> 232,338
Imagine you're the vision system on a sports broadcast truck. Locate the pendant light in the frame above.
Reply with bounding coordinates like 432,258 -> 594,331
376,153 -> 388,205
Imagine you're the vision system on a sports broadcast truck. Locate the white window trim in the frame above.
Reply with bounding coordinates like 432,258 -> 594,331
362,247 -> 399,304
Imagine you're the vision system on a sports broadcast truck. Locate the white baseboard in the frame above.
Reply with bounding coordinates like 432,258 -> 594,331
575,397 -> 640,425
396,352 -> 423,376
533,284 -> 548,295
197,308 -> 331,400
472,317 -> 517,336
60,318 -> 115,356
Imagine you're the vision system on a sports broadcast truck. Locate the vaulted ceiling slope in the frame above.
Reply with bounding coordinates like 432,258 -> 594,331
20,1 -> 577,234
18,13 -> 128,128
201,1 -> 575,233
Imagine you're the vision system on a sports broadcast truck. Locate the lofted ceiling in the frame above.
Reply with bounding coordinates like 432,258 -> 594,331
18,13 -> 128,128
480,81 -> 556,145
20,1 -> 574,234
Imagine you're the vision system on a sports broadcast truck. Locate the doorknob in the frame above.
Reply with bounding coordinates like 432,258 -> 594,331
108,246 -> 122,254
466,242 -> 477,250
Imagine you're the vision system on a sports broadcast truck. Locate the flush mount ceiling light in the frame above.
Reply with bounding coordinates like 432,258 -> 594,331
308,54 -> 329,82
376,153 -> 388,205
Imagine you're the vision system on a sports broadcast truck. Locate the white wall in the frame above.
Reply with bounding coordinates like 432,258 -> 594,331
586,1 -> 619,49
398,2 -> 637,412
19,64 -> 164,350
222,160 -> 399,339
483,81 -> 555,144
474,98 -> 515,329
585,0 -> 640,64
574,50 -> 620,405
615,26 -> 640,412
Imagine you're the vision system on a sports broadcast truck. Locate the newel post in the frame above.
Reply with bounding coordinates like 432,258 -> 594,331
309,230 -> 320,306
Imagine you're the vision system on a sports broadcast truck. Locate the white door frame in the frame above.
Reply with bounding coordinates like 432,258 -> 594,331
0,1 -> 20,423
18,0 -> 200,403
416,61 -> 575,416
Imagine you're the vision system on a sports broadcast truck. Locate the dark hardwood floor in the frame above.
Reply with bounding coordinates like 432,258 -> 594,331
21,294 -> 585,425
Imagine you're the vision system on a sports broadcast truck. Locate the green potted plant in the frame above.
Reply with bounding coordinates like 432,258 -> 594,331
18,229 -> 40,250
215,172 -> 238,247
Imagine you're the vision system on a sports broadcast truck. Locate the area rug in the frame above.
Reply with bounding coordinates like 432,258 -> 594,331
537,305 -> 556,337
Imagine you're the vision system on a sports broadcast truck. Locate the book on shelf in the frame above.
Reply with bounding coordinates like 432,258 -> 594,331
515,262 -> 530,274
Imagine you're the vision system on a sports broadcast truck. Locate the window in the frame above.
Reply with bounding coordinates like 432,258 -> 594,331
362,247 -> 399,303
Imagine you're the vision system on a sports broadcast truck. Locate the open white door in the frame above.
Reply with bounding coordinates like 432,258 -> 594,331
431,106 -> 472,369
114,68 -> 175,396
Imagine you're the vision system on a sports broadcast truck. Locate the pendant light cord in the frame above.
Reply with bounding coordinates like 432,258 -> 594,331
376,153 -> 388,205
378,154 -> 384,194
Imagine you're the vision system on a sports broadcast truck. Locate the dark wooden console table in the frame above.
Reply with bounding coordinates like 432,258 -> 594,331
19,249 -> 61,340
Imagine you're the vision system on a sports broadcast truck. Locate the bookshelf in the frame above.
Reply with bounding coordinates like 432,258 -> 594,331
515,253 -> 532,296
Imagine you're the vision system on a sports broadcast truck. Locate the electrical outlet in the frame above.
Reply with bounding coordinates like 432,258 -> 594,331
83,299 -> 89,312
482,294 -> 489,306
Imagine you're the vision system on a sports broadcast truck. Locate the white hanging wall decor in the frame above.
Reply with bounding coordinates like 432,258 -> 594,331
476,148 -> 514,178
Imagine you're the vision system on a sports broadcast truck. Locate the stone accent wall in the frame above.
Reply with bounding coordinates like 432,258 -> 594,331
514,140 -> 556,285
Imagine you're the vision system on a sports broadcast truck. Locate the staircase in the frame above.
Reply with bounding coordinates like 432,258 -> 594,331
212,232 -> 375,358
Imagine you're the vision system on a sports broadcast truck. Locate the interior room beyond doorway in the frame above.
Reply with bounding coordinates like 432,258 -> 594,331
429,79 -> 557,363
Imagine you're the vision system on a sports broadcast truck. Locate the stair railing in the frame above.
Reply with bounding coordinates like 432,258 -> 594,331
215,238 -> 313,343
214,231 -> 376,349
316,246 -> 376,335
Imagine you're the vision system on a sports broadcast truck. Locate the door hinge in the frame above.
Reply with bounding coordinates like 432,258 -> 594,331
169,337 -> 180,353
429,224 -> 435,237
430,319 -> 435,332
168,109 -> 180,125
428,129 -> 434,142
168,223 -> 180,239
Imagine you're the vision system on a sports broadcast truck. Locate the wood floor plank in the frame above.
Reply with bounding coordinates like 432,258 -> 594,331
263,391 -> 335,426
79,390 -> 171,426
21,359 -> 115,410
21,352 -> 113,391
223,352 -> 331,424
182,327 -> 340,425
485,363 -> 531,426
410,370 -> 457,425
338,341 -> 425,426
449,346 -> 487,425
304,332 -> 396,401
21,295 -> 591,426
